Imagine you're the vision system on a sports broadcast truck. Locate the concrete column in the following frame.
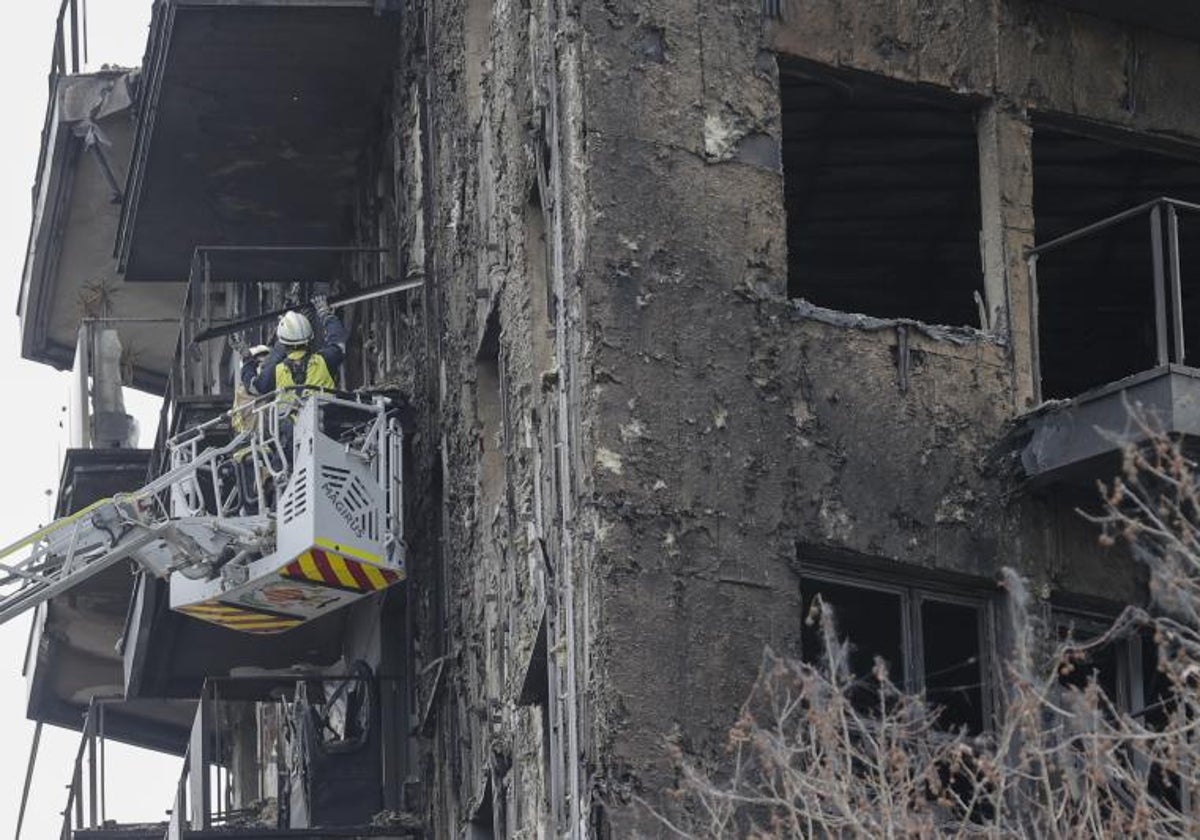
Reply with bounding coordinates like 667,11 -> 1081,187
978,104 -> 1038,411
91,328 -> 139,448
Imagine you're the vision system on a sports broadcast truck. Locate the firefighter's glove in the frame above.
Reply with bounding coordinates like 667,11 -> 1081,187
312,294 -> 333,321
248,344 -> 271,361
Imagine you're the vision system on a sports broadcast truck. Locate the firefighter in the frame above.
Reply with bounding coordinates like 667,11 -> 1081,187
241,295 -> 347,398
232,344 -> 271,433
240,296 -> 347,473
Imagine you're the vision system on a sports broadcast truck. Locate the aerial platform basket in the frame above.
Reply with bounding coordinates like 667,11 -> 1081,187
168,392 -> 406,633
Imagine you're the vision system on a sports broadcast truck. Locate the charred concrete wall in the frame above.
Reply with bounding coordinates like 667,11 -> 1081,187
341,0 -> 590,835
332,0 -> 1200,837
579,0 -> 1200,835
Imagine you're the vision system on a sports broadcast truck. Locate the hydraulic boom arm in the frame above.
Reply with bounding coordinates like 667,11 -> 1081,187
0,429 -> 252,627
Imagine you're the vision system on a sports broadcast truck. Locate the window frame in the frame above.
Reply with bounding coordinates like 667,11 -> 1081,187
1051,606 -> 1148,718
1049,604 -> 1191,810
799,560 -> 997,731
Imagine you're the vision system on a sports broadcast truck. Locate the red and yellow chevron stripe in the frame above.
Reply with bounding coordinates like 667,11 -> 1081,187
174,601 -> 303,634
280,548 -> 403,593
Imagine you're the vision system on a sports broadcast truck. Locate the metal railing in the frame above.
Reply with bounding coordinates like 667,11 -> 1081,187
57,698 -> 114,840
175,245 -> 389,399
51,0 -> 86,81
1028,196 -> 1200,404
151,242 -> 421,486
163,671 -> 414,838
164,743 -> 192,840
30,0 -> 87,231
163,387 -> 390,521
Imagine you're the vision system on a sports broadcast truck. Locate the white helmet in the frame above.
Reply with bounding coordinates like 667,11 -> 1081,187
277,311 -> 313,346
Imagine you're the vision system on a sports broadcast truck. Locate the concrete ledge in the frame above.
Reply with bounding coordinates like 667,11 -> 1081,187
1020,364 -> 1200,485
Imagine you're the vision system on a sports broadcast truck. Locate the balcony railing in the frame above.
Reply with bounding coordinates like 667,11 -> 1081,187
28,0 -> 87,268
34,0 -> 86,186
164,673 -> 419,838
51,0 -> 85,81
1029,197 -> 1200,403
174,244 -> 394,400
51,698 -> 115,840
148,243 -> 421,486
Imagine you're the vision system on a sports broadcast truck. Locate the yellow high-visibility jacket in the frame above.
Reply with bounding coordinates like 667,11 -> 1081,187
276,350 -> 336,394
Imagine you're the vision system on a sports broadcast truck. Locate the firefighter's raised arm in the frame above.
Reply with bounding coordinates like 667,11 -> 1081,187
311,294 -> 347,376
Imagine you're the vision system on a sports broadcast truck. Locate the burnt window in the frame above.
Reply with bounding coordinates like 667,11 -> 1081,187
1054,610 -> 1172,721
1032,124 -> 1200,399
800,571 -> 991,734
800,578 -> 904,712
781,62 -> 984,327
1054,613 -> 1126,704
1054,610 -> 1182,806
921,599 -> 986,734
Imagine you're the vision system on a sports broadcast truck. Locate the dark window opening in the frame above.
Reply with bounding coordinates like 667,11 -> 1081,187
921,600 -> 985,734
468,777 -> 496,840
1139,633 -> 1173,731
1033,125 -> 1200,399
781,62 -> 984,326
1054,614 -> 1183,808
801,571 -> 991,734
476,308 -> 506,521
801,578 -> 905,712
1139,634 -> 1184,809
1055,618 -> 1123,703
379,603 -> 415,811
1061,636 -> 1123,701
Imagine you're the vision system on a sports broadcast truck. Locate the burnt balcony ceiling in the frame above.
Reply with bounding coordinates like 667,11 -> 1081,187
117,1 -> 400,283
123,575 -> 346,701
19,70 -> 185,393
1037,0 -> 1200,41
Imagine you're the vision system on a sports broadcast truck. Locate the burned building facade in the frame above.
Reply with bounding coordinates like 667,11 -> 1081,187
13,0 -> 1200,837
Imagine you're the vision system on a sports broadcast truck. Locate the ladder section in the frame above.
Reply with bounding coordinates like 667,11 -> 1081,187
0,427 -> 255,626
